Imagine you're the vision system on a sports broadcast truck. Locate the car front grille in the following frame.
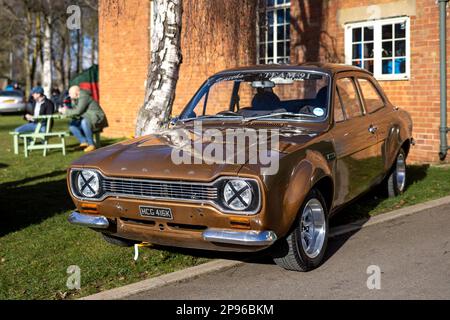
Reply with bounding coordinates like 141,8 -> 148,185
102,177 -> 219,201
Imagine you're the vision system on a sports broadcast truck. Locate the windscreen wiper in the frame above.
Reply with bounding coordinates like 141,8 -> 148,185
242,112 -> 317,123
179,114 -> 243,124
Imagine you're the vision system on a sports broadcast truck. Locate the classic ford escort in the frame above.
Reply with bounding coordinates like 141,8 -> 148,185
67,64 -> 413,271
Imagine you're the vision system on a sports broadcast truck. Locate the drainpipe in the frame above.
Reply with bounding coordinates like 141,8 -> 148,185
439,0 -> 449,161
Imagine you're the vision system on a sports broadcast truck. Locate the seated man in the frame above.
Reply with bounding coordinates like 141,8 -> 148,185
15,86 -> 54,133
251,87 -> 281,111
59,86 -> 108,153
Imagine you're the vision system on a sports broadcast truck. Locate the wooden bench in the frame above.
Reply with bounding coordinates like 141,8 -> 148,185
9,115 -> 69,157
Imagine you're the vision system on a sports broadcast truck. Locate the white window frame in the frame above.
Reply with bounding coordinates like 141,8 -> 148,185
257,0 -> 291,65
345,16 -> 411,81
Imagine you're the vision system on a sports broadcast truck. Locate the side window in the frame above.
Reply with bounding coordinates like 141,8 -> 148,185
336,78 -> 363,119
334,89 -> 345,123
358,78 -> 385,113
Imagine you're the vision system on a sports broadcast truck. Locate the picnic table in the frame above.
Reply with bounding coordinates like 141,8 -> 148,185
9,114 -> 69,158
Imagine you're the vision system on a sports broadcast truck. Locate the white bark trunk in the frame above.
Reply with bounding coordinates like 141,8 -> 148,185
135,0 -> 183,137
42,14 -> 52,98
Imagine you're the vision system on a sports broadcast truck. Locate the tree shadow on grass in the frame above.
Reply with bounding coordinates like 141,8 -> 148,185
0,163 -> 8,169
0,178 -> 73,237
0,170 -> 67,189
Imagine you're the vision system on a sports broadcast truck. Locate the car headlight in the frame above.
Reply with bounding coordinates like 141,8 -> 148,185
76,170 -> 101,198
222,180 -> 254,211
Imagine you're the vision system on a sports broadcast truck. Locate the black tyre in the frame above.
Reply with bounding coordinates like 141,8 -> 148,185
387,149 -> 407,198
102,233 -> 137,247
272,189 -> 329,272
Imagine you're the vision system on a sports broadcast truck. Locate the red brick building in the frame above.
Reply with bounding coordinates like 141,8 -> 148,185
98,0 -> 449,163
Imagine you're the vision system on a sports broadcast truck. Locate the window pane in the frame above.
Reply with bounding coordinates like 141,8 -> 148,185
364,60 -> 374,73
352,60 -> 362,68
277,42 -> 284,57
277,25 -> 284,37
334,89 -> 345,122
277,10 -> 285,24
353,44 -> 362,60
364,43 -> 374,58
277,0 -> 284,5
268,11 -> 274,26
267,0 -> 275,7
382,41 -> 393,57
268,43 -> 274,57
337,78 -> 363,118
382,59 -> 393,74
286,42 -> 290,57
358,78 -> 384,113
382,24 -> 393,40
364,27 -> 374,41
286,8 -> 290,24
395,40 -> 406,57
268,26 -> 274,41
286,25 -> 290,39
353,28 -> 362,42
395,22 -> 406,38
395,58 -> 406,74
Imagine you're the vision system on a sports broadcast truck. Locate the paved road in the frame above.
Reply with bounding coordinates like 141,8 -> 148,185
127,204 -> 450,300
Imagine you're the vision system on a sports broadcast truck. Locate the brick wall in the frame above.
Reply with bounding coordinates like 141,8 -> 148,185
99,0 -> 450,163
290,0 -> 450,163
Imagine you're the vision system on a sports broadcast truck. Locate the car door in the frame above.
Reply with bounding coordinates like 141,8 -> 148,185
356,76 -> 395,174
331,75 -> 381,207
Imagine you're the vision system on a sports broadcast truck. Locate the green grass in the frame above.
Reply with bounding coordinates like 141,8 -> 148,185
0,115 -> 208,300
0,115 -> 449,299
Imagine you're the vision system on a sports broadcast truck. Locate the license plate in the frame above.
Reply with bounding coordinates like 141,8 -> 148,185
139,206 -> 173,220
2,100 -> 14,104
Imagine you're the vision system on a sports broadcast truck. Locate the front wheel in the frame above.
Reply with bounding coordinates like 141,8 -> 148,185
387,149 -> 407,198
272,189 -> 329,272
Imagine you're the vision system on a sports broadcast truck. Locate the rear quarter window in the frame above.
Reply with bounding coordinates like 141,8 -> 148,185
358,78 -> 385,113
336,78 -> 363,119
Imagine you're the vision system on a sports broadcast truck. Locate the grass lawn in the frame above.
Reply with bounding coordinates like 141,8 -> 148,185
1,115 -> 449,299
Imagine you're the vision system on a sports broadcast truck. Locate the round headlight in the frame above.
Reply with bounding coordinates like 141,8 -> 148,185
76,170 -> 100,198
223,180 -> 253,211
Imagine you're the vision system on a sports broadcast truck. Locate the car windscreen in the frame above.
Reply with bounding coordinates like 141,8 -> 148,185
0,91 -> 23,97
180,71 -> 330,122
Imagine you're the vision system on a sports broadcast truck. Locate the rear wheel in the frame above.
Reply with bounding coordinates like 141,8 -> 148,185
272,189 -> 329,272
102,233 -> 137,247
387,149 -> 407,198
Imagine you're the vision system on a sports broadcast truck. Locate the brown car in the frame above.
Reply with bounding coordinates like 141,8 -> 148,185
67,63 -> 413,271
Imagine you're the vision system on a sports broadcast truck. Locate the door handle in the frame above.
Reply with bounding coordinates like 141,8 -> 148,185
368,125 -> 378,134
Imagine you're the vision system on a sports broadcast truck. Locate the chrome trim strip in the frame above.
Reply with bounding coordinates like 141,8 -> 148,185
202,229 -> 277,246
68,212 -> 110,229
69,170 -> 262,216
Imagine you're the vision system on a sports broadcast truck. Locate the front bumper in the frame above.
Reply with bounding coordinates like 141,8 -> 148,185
68,212 -> 110,229
68,212 -> 277,248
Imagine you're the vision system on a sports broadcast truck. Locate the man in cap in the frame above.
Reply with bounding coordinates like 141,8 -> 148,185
14,86 -> 55,133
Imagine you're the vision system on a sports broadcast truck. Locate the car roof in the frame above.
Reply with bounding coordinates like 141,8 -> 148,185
214,63 -> 373,78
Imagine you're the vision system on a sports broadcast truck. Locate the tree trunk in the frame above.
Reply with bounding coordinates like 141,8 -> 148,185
76,20 -> 83,73
41,14 -> 52,97
65,28 -> 72,87
135,0 -> 183,137
23,9 -> 32,97
91,34 -> 96,66
30,12 -> 42,88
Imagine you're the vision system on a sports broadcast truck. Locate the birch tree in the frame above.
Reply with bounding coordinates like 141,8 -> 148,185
41,12 -> 52,97
135,0 -> 183,137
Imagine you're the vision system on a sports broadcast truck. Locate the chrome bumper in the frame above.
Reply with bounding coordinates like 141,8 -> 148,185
68,212 -> 110,229
203,229 -> 277,246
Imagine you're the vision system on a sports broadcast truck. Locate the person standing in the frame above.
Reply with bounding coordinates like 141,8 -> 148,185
59,86 -> 108,153
14,86 -> 54,133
